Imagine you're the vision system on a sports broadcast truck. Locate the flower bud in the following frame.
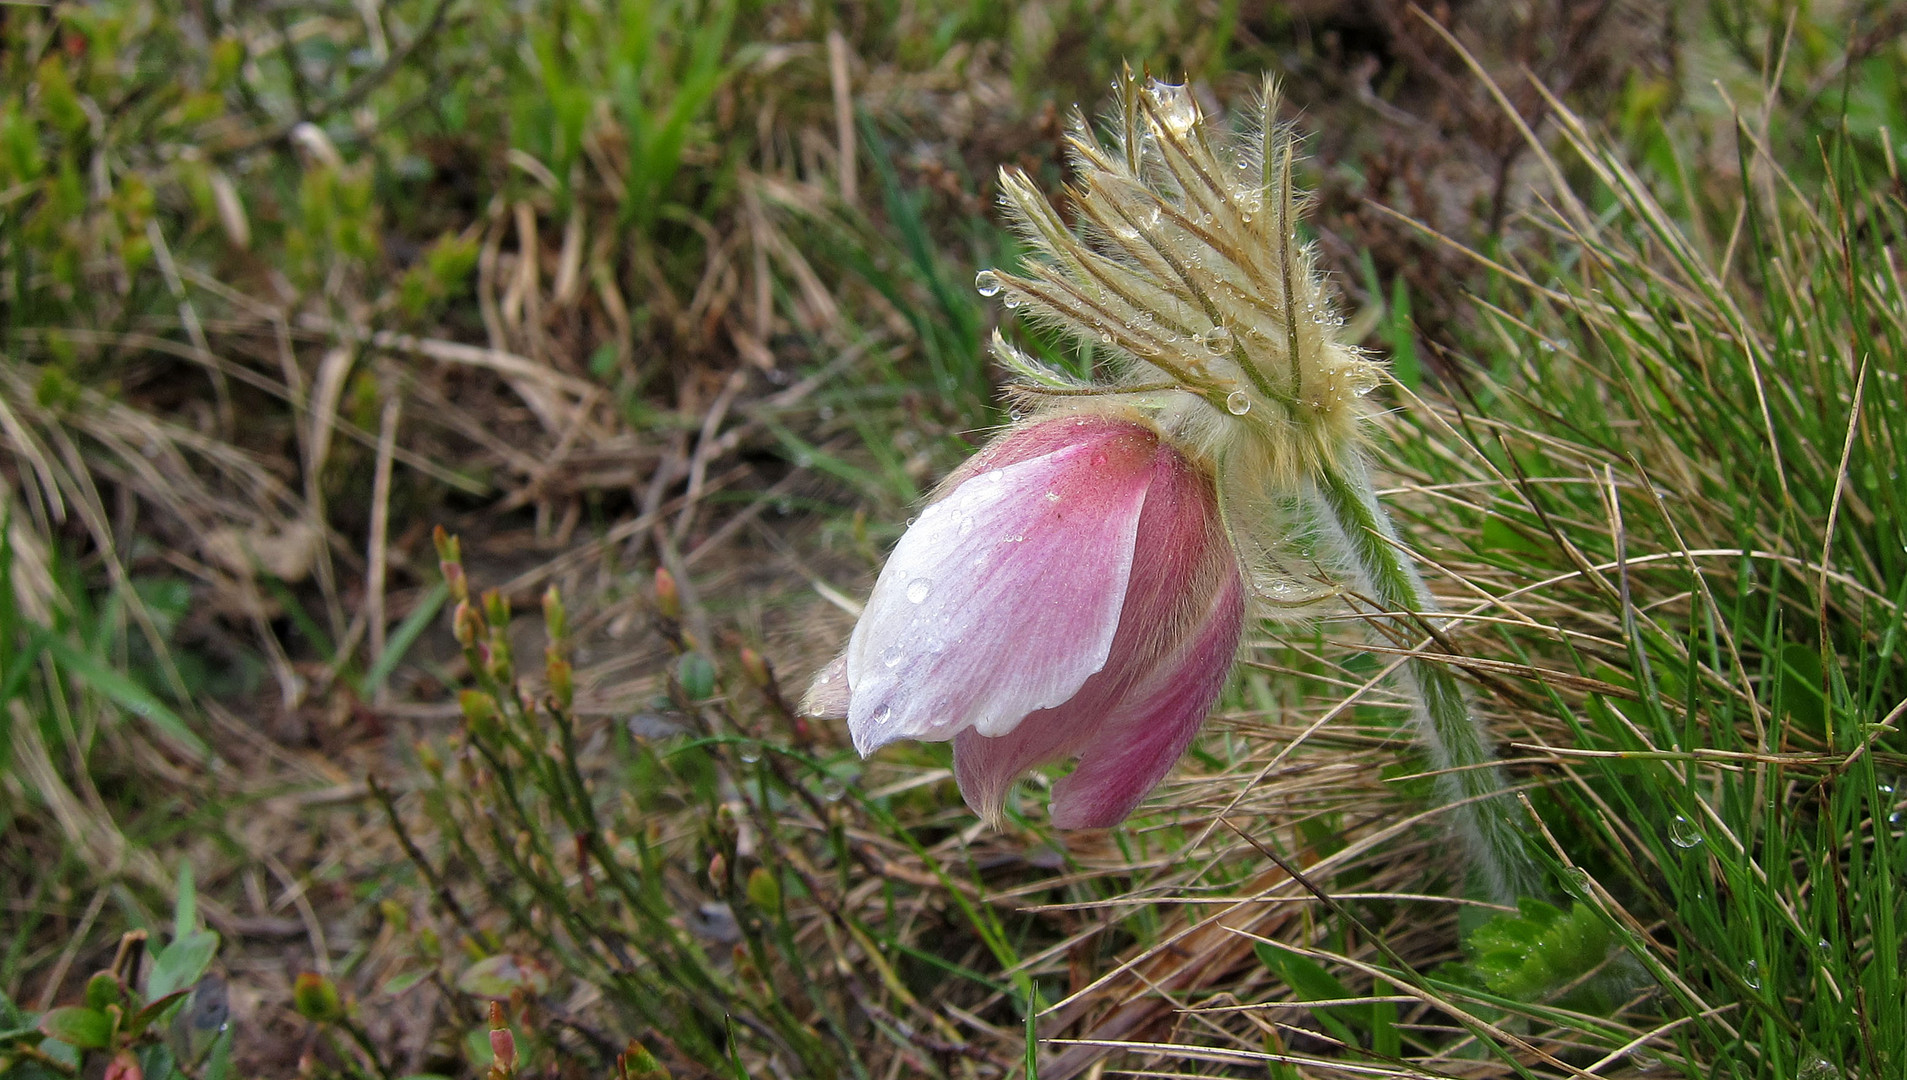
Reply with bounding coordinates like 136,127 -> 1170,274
812,413 -> 1243,827
459,690 -> 500,740
618,1040 -> 669,1080
745,866 -> 781,913
487,1000 -> 517,1078
654,566 -> 680,620
482,588 -> 510,628
545,654 -> 573,710
738,647 -> 772,688
452,600 -> 483,648
541,586 -> 568,644
291,972 -> 343,1024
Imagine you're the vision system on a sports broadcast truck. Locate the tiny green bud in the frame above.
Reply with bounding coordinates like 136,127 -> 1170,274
546,654 -> 573,710
379,899 -> 409,932
442,561 -> 468,603
482,589 -> 510,628
618,1040 -> 670,1080
542,586 -> 567,643
84,970 -> 122,1011
435,527 -> 468,602
653,567 -> 680,620
453,600 -> 482,648
459,691 -> 500,739
291,972 -> 344,1024
739,647 -> 772,688
745,867 -> 781,913
485,629 -> 513,681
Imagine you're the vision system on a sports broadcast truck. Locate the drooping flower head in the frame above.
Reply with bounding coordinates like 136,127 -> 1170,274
809,71 -> 1533,899
808,71 -> 1386,829
809,412 -> 1244,827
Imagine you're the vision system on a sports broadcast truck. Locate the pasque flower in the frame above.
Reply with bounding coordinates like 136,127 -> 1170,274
809,412 -> 1244,827
811,71 -> 1535,893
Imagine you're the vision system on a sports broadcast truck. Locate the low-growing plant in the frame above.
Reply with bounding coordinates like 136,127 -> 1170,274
0,869 -> 230,1080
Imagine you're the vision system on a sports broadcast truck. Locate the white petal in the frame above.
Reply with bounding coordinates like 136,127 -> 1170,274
846,438 -> 1154,754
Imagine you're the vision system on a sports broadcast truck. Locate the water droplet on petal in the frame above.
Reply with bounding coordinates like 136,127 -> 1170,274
1225,391 -> 1251,415
974,270 -> 1002,296
1044,490 -> 1060,502
905,578 -> 932,604
868,705 -> 891,726
1204,325 -> 1233,353
880,645 -> 905,668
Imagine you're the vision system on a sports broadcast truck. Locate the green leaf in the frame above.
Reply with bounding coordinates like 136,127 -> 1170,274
38,1005 -> 111,1049
1480,515 -> 1546,556
199,1024 -> 234,1080
381,970 -> 429,996
456,954 -> 551,999
1385,275 -> 1421,390
84,972 -> 122,1011
136,1042 -> 177,1080
127,988 -> 189,1037
36,630 -> 207,758
676,652 -> 716,700
147,930 -> 220,1001
173,864 -> 198,942
361,581 -> 448,699
1777,642 -> 1827,733
1464,898 -> 1613,1001
1254,943 -> 1366,1049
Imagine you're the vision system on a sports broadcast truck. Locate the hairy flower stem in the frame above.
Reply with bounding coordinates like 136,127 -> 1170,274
1310,453 -> 1538,901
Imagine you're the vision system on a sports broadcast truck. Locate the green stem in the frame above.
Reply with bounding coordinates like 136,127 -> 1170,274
1311,453 -> 1538,901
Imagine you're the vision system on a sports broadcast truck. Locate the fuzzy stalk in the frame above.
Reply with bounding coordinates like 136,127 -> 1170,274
1309,452 -> 1537,901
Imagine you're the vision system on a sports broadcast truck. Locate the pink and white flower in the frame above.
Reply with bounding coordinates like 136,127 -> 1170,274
807,413 -> 1245,828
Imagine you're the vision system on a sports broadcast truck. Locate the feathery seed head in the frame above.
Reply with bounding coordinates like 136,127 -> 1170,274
981,70 -> 1381,492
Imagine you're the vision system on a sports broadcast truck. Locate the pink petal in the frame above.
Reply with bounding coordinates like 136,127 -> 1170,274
846,424 -> 1162,755
954,574 -> 1244,827
1048,572 -> 1244,827
953,440 -> 1246,827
